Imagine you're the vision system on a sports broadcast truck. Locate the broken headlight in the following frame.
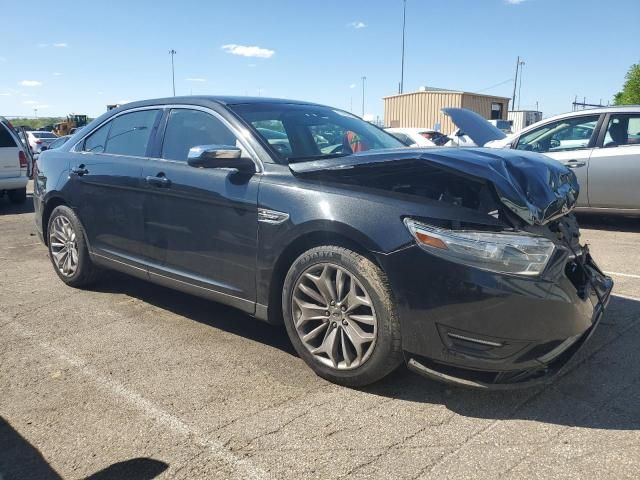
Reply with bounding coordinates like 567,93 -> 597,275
404,218 -> 555,276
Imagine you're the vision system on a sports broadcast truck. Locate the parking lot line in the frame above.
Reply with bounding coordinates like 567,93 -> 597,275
612,292 -> 640,302
605,271 -> 640,280
4,318 -> 270,480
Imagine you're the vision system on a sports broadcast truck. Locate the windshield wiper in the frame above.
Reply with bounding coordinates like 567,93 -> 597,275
287,153 -> 351,163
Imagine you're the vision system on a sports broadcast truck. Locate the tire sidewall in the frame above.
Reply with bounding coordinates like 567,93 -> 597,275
282,246 -> 402,386
47,205 -> 91,285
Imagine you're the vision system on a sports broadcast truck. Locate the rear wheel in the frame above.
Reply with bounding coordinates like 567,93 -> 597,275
47,205 -> 101,287
282,246 -> 403,387
8,187 -> 26,204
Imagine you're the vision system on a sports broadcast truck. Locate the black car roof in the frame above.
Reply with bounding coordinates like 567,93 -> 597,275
118,95 -> 324,110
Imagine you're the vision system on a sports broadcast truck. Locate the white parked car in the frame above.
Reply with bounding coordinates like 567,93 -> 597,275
385,128 -> 449,147
0,118 -> 29,204
445,106 -> 640,214
26,130 -> 58,154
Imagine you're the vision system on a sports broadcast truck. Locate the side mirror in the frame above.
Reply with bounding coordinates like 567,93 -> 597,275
187,145 -> 255,172
40,145 -> 48,151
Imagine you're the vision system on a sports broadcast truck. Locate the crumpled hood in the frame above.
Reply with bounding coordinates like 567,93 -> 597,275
289,147 -> 579,225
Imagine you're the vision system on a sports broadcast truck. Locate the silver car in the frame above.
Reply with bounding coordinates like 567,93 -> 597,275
26,130 -> 58,154
446,106 -> 640,215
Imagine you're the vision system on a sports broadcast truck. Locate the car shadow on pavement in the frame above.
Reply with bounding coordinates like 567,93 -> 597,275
0,193 -> 34,215
0,417 -> 168,480
577,213 -> 640,232
89,274 -> 639,432
363,294 -> 640,431
90,272 -> 297,356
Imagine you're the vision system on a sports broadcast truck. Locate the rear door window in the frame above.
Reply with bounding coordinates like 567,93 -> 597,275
105,109 -> 159,157
83,122 -> 111,153
603,114 -> 640,147
0,124 -> 17,148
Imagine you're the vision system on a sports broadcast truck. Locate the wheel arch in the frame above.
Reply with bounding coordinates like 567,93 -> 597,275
266,224 -> 383,325
41,195 -> 68,246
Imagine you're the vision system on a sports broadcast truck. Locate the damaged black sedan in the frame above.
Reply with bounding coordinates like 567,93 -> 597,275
33,97 -> 613,388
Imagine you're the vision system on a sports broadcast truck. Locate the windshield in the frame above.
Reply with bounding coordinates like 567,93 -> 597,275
229,103 -> 403,163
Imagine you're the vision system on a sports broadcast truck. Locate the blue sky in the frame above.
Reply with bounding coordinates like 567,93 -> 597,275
1,0 -> 638,121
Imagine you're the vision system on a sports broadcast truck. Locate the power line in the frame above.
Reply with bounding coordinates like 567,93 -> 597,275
476,78 -> 515,93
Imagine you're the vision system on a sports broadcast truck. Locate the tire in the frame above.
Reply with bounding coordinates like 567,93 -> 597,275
8,187 -> 27,204
47,205 -> 101,288
282,246 -> 403,387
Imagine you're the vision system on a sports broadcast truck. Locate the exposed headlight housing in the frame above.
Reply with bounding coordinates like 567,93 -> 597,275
404,218 -> 555,276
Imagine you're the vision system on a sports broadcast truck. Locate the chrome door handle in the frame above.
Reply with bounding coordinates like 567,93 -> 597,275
566,160 -> 586,168
145,174 -> 171,187
71,165 -> 89,176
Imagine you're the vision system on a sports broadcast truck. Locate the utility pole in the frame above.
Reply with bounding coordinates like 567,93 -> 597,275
361,76 -> 367,117
399,0 -> 407,94
511,56 -> 524,111
169,49 -> 177,96
34,108 -> 38,119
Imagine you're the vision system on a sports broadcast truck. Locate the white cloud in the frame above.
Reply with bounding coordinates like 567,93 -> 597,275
35,104 -> 49,109
348,21 -> 366,29
0,92 -> 11,96
53,72 -> 63,76
23,100 -> 38,105
53,42 -> 68,48
221,44 -> 275,58
20,80 -> 42,87
349,84 -> 356,89
97,91 -> 104,95
117,99 -> 131,104
186,77 -> 206,82
505,0 -> 527,4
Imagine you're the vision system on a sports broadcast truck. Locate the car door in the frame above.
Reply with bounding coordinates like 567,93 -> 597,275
513,114 -> 602,207
68,108 -> 161,264
141,107 -> 260,308
588,113 -> 640,209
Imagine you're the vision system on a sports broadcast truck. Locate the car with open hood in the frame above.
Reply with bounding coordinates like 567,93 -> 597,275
33,96 -> 612,388
445,106 -> 640,214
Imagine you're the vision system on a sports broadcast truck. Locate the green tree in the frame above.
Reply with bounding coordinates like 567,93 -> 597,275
614,63 -> 640,105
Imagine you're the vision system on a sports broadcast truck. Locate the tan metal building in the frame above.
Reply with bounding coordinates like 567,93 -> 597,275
383,88 -> 511,134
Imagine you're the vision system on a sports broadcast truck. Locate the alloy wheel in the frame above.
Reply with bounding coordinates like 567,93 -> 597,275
49,215 -> 79,277
292,263 -> 377,369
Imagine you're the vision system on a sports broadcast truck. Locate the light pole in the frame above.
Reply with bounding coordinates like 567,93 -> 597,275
361,76 -> 366,117
511,56 -> 524,111
517,61 -> 525,110
34,108 -> 38,119
169,49 -> 177,96
399,0 -> 407,94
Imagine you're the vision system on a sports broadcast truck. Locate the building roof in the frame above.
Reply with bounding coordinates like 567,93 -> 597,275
383,88 -> 510,101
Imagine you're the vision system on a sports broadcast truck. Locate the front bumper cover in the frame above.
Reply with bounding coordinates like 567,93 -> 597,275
407,283 -> 611,389
379,242 -> 613,390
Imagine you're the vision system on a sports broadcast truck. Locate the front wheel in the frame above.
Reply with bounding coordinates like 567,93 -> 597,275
282,246 -> 403,387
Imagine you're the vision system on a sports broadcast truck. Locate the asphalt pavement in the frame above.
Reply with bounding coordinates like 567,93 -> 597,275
1,185 -> 639,479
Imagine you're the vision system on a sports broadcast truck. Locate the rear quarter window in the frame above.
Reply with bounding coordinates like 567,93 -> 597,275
0,124 -> 17,148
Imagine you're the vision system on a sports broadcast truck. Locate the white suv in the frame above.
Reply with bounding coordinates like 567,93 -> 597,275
0,118 -> 29,204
